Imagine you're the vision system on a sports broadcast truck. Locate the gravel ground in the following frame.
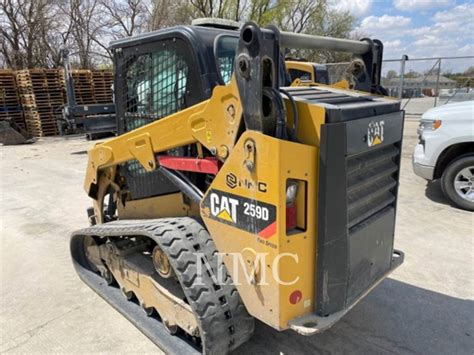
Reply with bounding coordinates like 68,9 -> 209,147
1,117 -> 473,354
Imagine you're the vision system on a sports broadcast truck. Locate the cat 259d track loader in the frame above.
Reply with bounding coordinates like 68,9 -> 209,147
71,19 -> 405,354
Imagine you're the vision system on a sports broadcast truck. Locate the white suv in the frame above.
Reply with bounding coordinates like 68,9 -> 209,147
413,101 -> 474,211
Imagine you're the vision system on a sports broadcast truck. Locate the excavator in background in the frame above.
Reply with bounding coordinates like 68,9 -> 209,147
71,19 -> 405,354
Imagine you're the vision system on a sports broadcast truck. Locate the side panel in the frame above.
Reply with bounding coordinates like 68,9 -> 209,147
201,131 -> 318,330
316,122 -> 348,314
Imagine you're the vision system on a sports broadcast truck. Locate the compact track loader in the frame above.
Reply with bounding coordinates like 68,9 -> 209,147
71,20 -> 405,354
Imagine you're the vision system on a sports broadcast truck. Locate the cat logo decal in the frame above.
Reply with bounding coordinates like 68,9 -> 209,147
367,120 -> 385,147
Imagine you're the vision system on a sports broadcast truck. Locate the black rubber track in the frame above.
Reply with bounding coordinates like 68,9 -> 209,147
71,217 -> 254,354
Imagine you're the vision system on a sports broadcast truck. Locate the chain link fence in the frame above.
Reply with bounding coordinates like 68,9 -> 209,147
381,55 -> 474,118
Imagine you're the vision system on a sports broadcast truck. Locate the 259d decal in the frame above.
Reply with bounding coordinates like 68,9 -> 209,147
202,189 -> 277,239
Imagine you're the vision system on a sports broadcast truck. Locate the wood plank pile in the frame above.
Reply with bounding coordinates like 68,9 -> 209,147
92,70 -> 114,103
0,67 -> 113,137
15,69 -> 65,137
71,69 -> 114,105
71,70 -> 96,105
0,69 -> 26,130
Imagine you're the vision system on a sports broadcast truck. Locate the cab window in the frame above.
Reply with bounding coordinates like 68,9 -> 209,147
215,36 -> 238,84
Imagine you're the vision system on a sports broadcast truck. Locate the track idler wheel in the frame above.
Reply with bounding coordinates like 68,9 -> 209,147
152,245 -> 174,278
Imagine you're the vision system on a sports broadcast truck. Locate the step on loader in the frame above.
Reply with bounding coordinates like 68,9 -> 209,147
71,19 -> 405,354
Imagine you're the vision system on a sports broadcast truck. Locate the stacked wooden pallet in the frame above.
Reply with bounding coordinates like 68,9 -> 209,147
1,68 -> 113,137
92,70 -> 114,103
0,69 -> 25,130
71,70 -> 96,105
70,69 -> 113,105
16,69 -> 65,137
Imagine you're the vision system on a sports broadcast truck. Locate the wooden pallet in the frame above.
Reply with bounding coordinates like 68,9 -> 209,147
92,70 -> 114,103
15,69 -> 65,137
69,69 -> 113,105
0,69 -> 26,130
2,68 -> 114,137
71,70 -> 96,105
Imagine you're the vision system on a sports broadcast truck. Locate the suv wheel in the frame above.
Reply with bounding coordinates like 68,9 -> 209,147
441,155 -> 474,211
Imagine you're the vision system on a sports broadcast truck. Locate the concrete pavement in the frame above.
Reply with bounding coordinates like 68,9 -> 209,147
1,120 -> 473,354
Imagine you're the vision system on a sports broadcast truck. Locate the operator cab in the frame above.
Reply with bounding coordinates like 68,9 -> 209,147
110,25 -> 242,200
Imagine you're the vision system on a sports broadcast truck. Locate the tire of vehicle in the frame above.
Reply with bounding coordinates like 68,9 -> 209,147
441,154 -> 474,211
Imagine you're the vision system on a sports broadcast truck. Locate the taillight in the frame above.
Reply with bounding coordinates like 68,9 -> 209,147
286,180 -> 299,233
286,204 -> 297,231
286,180 -> 298,204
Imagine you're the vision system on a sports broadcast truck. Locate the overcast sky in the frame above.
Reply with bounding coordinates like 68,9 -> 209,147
334,0 -> 474,74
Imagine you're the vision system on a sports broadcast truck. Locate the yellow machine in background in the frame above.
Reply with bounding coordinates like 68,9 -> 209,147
71,20 -> 404,354
286,60 -> 355,89
286,60 -> 326,83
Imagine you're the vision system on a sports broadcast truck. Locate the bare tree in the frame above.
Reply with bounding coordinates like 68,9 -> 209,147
100,0 -> 148,37
274,0 -> 355,63
60,0 -> 109,68
0,0 -> 357,70
247,0 -> 275,24
43,12 -> 74,67
277,0 -> 322,33
0,0 -> 22,68
187,0 -> 243,21
0,0 -> 59,68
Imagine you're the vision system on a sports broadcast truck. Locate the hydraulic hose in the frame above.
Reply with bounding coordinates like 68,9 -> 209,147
279,88 -> 299,141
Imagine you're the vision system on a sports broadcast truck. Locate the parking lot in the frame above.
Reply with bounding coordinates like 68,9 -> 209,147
1,111 -> 473,354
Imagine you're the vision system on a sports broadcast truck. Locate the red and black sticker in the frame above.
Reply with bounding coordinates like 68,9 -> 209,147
202,189 -> 277,239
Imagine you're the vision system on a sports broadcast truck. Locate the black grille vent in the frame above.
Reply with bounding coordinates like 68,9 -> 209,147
347,144 -> 400,229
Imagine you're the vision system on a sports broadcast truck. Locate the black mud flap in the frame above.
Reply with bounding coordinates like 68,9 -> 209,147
70,233 -> 200,355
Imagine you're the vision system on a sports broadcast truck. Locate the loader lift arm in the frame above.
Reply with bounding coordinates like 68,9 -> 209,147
84,79 -> 243,200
